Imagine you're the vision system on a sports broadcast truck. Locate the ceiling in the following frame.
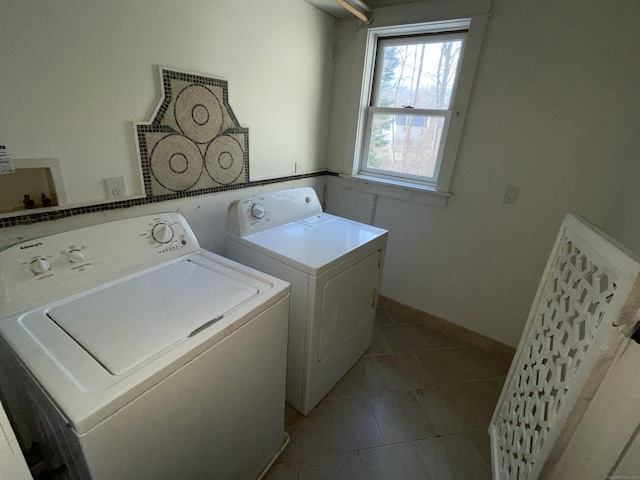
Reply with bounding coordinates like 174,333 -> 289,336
304,0 -> 419,18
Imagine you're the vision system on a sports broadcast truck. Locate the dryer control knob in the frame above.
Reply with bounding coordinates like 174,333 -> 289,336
30,257 -> 51,275
68,249 -> 85,263
152,223 -> 174,244
250,203 -> 266,219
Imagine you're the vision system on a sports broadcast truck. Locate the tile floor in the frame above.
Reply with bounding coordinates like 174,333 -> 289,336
265,305 -> 513,480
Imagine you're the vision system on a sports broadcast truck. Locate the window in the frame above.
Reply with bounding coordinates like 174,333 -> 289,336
352,18 -> 486,203
364,31 -> 465,182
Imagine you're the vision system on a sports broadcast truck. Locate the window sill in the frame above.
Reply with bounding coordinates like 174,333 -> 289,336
339,174 -> 451,207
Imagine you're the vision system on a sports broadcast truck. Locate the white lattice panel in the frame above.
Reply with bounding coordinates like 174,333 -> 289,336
490,214 -> 640,480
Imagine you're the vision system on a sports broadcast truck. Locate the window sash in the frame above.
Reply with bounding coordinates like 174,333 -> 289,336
361,107 -> 452,185
371,31 -> 468,110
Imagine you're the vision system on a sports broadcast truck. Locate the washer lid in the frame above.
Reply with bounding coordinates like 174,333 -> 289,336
239,213 -> 387,275
47,259 -> 258,375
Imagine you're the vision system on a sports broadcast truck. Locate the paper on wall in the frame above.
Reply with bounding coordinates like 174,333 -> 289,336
0,144 -> 15,175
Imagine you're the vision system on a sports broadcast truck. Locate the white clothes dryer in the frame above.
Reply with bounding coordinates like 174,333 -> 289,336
226,187 -> 388,415
0,212 -> 290,480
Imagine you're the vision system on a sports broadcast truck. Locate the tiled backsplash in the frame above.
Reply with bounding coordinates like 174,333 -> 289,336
0,172 -> 331,229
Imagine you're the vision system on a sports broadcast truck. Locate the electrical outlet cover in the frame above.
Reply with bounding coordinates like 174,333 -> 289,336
104,176 -> 126,199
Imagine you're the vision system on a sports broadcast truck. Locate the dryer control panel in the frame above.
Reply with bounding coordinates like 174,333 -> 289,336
227,187 -> 323,237
0,212 -> 199,317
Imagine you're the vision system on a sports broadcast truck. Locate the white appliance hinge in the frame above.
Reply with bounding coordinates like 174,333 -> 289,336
377,250 -> 382,269
372,288 -> 377,308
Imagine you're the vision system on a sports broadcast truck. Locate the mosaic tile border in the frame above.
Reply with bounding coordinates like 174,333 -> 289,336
0,171 -> 337,229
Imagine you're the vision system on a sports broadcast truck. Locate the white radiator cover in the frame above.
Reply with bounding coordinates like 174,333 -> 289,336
489,213 -> 640,479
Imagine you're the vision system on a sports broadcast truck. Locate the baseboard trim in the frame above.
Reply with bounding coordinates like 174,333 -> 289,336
377,296 -> 516,366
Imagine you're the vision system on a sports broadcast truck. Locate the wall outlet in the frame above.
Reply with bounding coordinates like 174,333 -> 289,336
503,184 -> 520,205
104,176 -> 126,199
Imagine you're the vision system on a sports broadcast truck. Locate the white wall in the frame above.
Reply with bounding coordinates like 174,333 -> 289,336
326,0 -> 640,346
603,144 -> 640,257
0,0 -> 334,206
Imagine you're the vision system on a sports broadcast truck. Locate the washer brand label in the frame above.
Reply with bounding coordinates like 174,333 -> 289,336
20,242 -> 43,250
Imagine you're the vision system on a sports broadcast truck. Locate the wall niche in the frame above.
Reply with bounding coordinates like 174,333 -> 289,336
0,158 -> 67,216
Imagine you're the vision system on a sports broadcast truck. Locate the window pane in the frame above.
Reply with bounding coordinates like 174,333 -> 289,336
365,113 -> 445,179
375,38 -> 463,109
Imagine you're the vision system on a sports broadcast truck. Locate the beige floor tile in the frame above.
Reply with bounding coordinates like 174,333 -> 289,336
414,349 -> 473,384
297,451 -> 366,480
329,356 -> 389,398
365,326 -> 393,355
374,308 -> 394,325
379,324 -> 429,352
319,395 -> 384,454
277,408 -> 328,464
374,353 -> 433,390
264,304 -> 515,479
324,382 -> 342,401
415,384 -> 486,435
359,443 -> 434,480
368,390 -> 438,443
284,402 -> 300,425
493,347 -> 516,369
417,433 -> 491,480
414,324 -> 466,348
263,462 -> 298,480
456,379 -> 504,424
466,429 -> 492,468
451,346 -> 509,379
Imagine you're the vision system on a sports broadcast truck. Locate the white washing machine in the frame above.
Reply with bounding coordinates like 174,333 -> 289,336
0,212 -> 290,480
226,187 -> 388,415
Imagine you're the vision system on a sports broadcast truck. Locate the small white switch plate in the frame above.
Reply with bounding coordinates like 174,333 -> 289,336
503,185 -> 520,205
105,176 -> 126,199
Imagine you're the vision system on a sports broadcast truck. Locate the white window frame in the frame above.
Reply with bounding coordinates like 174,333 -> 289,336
350,16 -> 487,207
362,30 -> 466,185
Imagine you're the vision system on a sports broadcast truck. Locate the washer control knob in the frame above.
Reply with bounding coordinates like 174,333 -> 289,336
250,203 -> 266,219
30,257 -> 51,275
68,249 -> 85,263
152,223 -> 174,244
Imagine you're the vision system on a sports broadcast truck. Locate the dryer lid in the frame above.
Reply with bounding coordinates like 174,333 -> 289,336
240,213 -> 387,275
46,259 -> 258,375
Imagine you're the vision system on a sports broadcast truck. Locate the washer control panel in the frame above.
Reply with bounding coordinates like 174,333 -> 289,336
151,222 -> 175,244
249,203 -> 266,220
227,187 -> 323,237
0,212 -> 199,317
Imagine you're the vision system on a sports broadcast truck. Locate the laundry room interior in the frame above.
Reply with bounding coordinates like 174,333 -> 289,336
1,0 -> 640,479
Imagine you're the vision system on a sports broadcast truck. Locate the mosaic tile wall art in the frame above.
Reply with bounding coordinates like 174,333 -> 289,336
135,67 -> 250,198
0,64 -> 333,229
